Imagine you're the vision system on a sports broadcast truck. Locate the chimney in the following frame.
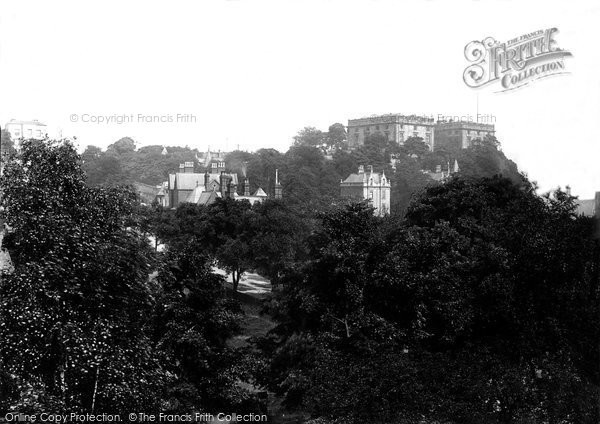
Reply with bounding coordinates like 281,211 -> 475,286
244,178 -> 250,196
220,171 -> 226,198
358,165 -> 364,174
184,161 -> 194,173
204,171 -> 210,191
435,165 -> 442,173
275,169 -> 282,199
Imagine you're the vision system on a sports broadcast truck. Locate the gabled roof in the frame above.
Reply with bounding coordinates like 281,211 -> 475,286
185,185 -> 207,204
253,187 -> 268,197
173,173 -> 204,191
196,190 -> 220,206
207,172 -> 238,185
341,171 -> 386,186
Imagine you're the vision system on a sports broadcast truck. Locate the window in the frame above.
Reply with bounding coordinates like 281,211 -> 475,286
27,129 -> 33,137
413,132 -> 418,137
382,190 -> 386,200
399,131 -> 404,142
369,191 -> 374,199
14,131 -> 20,137
414,125 -> 419,131
36,130 -> 42,137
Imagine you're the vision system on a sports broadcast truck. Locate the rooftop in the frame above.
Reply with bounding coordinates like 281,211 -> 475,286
348,113 -> 435,125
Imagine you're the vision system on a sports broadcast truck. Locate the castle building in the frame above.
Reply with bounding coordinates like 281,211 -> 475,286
340,165 -> 390,216
347,114 -> 435,150
434,121 -> 496,149
346,114 -> 497,152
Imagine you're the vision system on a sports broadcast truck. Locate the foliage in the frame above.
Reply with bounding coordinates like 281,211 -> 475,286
0,139 -> 166,412
260,177 -> 600,423
149,242 -> 251,411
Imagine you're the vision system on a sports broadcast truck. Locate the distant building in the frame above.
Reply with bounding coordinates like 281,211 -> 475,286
168,161 -> 237,207
347,114 -> 435,150
423,160 -> 460,182
196,149 -> 229,169
435,121 -> 495,150
167,161 -> 276,207
5,119 -> 47,141
340,165 -> 390,216
185,175 -> 268,206
575,192 -> 600,218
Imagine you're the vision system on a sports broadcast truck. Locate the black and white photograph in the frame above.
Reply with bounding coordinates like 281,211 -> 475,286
0,1 -> 599,422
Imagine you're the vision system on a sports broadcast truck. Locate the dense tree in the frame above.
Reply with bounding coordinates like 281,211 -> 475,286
293,127 -> 326,148
260,177 -> 600,423
326,123 -> 347,149
106,136 -> 136,155
149,243 -> 253,411
1,129 -> 15,157
401,136 -> 429,159
0,140 -> 166,412
248,199 -> 311,286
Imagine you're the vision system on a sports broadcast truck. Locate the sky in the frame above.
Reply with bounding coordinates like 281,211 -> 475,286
0,0 -> 599,198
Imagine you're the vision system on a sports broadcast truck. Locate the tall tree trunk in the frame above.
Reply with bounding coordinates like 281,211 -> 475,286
232,269 -> 241,292
91,367 -> 100,413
